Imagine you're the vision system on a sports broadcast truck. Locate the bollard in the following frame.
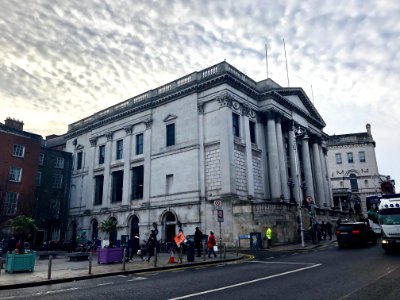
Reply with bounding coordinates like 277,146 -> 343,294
47,255 -> 53,279
219,244 -> 222,258
153,247 -> 157,267
224,244 -> 226,259
89,252 -> 92,275
122,248 -> 126,271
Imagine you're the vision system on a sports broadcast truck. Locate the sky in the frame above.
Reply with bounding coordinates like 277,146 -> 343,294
1,0 -> 399,186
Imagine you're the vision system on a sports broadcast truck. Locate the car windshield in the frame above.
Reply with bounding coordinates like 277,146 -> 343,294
379,214 -> 400,225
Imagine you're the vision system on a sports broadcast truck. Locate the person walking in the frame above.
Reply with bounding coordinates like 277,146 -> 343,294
326,221 -> 333,240
265,226 -> 272,249
321,221 -> 327,240
207,231 -> 217,258
146,230 -> 157,262
194,227 -> 203,257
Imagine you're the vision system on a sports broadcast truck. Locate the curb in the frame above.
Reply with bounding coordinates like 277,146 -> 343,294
0,256 -> 244,291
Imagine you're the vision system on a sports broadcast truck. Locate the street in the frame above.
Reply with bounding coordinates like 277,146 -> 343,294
1,243 -> 400,300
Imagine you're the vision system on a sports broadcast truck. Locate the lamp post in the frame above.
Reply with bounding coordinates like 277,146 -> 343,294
293,124 -> 306,247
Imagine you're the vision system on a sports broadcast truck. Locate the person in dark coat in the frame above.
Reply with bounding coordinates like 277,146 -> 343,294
326,222 -> 333,240
146,230 -> 157,262
194,227 -> 203,257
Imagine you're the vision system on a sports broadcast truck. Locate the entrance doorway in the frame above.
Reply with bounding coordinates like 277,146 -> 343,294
164,212 -> 176,243
130,216 -> 140,239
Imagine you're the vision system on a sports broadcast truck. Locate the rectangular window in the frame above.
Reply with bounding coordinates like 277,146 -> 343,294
166,123 -> 175,147
94,175 -> 104,205
12,144 -> 25,158
111,170 -> 124,202
55,157 -> 64,169
77,152 -> 83,170
136,133 -> 144,155
39,153 -> 44,166
131,166 -> 144,200
9,167 -> 22,182
249,120 -> 256,144
99,145 -> 105,164
232,113 -> 240,137
347,152 -> 354,163
5,192 -> 18,215
359,151 -> 366,163
166,174 -> 174,194
36,172 -> 41,187
116,139 -> 123,160
52,174 -> 63,189
335,153 -> 342,164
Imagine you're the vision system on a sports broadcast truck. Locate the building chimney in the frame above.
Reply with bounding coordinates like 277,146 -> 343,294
5,117 -> 24,131
366,123 -> 372,136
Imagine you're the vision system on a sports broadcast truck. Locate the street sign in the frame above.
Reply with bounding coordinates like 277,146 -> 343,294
217,209 -> 224,222
306,196 -> 314,204
214,200 -> 222,208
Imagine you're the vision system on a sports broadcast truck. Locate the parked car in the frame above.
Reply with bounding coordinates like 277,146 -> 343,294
336,222 -> 377,248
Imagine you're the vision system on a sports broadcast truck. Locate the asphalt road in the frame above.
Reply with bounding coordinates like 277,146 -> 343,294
2,243 -> 400,300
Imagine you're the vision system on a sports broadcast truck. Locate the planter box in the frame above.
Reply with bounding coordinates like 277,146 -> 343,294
6,251 -> 36,273
97,247 -> 123,264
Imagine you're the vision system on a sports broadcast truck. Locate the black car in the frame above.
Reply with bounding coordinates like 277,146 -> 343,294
336,222 -> 377,248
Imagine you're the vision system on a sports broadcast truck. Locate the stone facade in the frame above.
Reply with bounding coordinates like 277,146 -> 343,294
65,62 -> 331,246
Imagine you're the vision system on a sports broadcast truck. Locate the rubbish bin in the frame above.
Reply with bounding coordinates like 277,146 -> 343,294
250,232 -> 262,250
186,240 -> 195,262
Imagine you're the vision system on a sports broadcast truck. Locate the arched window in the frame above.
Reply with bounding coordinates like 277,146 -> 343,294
164,212 -> 176,243
349,174 -> 359,192
130,216 -> 140,239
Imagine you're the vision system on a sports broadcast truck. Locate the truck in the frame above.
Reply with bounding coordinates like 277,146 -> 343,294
378,194 -> 400,253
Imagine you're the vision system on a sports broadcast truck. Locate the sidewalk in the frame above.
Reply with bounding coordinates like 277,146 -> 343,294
0,251 -> 242,290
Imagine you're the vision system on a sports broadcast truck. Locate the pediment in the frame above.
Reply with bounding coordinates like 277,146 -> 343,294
163,114 -> 177,122
76,144 -> 84,150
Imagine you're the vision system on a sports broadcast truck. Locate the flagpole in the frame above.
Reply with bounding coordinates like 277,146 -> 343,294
283,38 -> 290,87
265,43 -> 269,78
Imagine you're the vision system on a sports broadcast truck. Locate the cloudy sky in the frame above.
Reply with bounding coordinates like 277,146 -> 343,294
1,0 -> 399,185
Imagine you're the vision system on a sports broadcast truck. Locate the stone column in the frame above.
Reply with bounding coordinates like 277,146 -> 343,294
276,117 -> 289,201
122,126 -> 133,206
243,106 -> 254,198
86,137 -> 97,211
288,128 -> 303,204
301,133 -> 315,202
102,132 -> 113,209
143,119 -> 153,202
267,112 -> 281,200
312,140 -> 324,207
322,145 -> 333,208
319,144 -> 329,208
197,104 -> 207,229
218,96 -> 234,195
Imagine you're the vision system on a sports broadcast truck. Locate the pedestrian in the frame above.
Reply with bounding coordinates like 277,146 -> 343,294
326,222 -> 333,240
145,230 -> 157,262
265,226 -> 272,249
194,227 -> 203,257
321,221 -> 327,240
207,231 -> 217,258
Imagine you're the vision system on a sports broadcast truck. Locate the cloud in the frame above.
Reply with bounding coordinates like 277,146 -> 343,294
0,0 -> 399,184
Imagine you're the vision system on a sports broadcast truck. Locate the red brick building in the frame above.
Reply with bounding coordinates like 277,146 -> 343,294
0,118 -> 42,238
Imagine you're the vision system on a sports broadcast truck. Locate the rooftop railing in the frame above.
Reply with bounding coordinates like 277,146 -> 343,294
68,62 -> 256,132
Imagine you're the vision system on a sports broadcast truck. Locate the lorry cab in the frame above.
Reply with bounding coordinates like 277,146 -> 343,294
378,194 -> 400,253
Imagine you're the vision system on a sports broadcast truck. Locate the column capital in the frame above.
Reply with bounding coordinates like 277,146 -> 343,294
144,119 -> 153,129
124,125 -> 133,135
197,103 -> 205,114
217,94 -> 233,108
89,137 -> 97,147
106,132 -> 113,141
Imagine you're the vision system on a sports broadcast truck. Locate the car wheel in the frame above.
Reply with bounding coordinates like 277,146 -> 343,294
338,242 -> 345,249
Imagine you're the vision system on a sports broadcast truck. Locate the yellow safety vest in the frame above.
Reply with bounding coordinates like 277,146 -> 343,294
266,228 -> 272,239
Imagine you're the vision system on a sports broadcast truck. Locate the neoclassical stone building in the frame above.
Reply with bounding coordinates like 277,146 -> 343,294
65,62 -> 332,246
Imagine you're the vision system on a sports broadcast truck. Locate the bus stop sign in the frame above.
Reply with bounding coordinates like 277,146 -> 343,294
217,209 -> 224,222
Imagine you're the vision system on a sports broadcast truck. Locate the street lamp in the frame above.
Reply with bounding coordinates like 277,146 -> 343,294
293,124 -> 306,247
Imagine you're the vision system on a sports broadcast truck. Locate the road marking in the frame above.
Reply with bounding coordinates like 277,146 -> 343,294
250,261 -> 318,266
0,296 -> 17,299
127,277 -> 147,282
32,287 -> 79,296
169,263 -> 321,300
117,274 -> 127,277
215,264 -> 225,267
97,282 -> 113,286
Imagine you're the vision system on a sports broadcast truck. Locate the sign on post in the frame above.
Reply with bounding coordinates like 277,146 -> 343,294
217,209 -> 224,222
214,200 -> 222,208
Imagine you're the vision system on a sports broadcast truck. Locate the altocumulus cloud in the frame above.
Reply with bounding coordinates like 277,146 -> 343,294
0,0 -> 399,183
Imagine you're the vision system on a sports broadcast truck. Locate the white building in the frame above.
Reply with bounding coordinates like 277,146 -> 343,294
327,124 -> 392,216
65,62 -> 332,246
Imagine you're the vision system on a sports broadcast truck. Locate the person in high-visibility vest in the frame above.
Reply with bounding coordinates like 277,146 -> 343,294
265,226 -> 272,249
